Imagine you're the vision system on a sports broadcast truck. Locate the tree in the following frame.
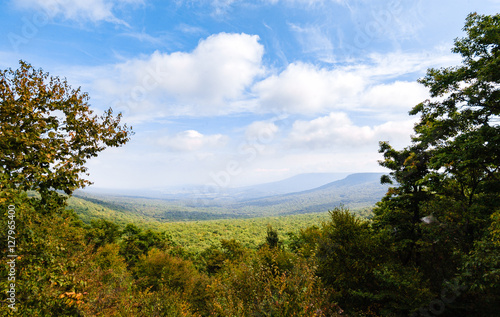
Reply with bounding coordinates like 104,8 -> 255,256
200,239 -> 247,274
0,61 -> 132,203
265,225 -> 281,249
456,210 -> 500,316
411,13 -> 500,223
376,12 -> 500,260
316,207 -> 390,314
375,143 -> 431,266
85,218 -> 122,249
288,225 -> 322,258
220,238 -> 246,261
119,224 -> 169,268
373,12 -> 500,315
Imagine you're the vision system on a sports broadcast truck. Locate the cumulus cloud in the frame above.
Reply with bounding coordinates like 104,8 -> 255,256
362,81 -> 429,111
157,130 -> 228,152
70,44 -> 452,123
289,112 -> 366,148
253,62 -> 365,114
287,112 -> 415,150
100,32 -> 264,117
250,50 -> 455,116
245,121 -> 279,142
14,0 -> 141,24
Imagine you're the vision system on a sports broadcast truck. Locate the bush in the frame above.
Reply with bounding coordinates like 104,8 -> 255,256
209,246 -> 341,316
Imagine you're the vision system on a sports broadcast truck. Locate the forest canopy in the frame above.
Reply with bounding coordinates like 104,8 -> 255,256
0,12 -> 499,317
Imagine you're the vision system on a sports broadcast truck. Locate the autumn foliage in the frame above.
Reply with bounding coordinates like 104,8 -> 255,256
1,13 -> 500,316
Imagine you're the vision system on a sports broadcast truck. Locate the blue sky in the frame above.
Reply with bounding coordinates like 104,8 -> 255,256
1,0 -> 500,190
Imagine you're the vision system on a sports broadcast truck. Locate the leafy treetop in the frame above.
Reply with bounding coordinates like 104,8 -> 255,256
0,61 -> 132,201
380,12 -> 500,206
410,13 -> 500,203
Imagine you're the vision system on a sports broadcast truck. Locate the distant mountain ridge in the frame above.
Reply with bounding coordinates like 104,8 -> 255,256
224,172 -> 351,199
73,172 -> 388,221
81,172 -> 351,200
313,172 -> 384,190
231,172 -> 387,215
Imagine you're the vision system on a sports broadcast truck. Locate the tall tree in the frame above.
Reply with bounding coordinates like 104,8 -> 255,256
0,61 -> 132,204
411,12 -> 500,243
376,12 -> 500,253
316,207 -> 391,315
375,143 -> 430,266
373,13 -> 500,315
265,225 -> 281,249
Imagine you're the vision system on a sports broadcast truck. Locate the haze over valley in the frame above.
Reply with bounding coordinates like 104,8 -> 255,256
74,172 -> 387,221
1,1 -> 499,316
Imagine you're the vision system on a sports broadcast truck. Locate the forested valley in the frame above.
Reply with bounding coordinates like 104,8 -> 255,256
1,13 -> 500,316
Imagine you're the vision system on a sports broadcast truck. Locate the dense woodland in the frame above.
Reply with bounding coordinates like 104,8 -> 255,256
70,172 -> 387,221
68,193 -> 333,253
1,13 -> 500,316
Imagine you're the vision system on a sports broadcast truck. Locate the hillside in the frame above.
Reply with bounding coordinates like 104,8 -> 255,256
71,173 -> 388,221
221,172 -> 351,199
233,173 -> 387,215
80,172 -> 351,201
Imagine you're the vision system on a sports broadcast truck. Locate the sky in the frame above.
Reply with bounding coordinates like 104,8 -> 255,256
1,0 -> 499,191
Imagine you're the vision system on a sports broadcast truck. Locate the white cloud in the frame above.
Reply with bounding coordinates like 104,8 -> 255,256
245,121 -> 279,142
176,0 -> 238,16
14,0 -> 142,24
64,44 -> 454,123
362,81 -> 429,111
287,112 -> 415,150
356,50 -> 460,79
266,0 -> 346,5
100,32 -> 264,117
251,50 -> 457,116
289,23 -> 335,62
157,130 -> 228,152
288,112 -> 366,148
120,31 -> 173,46
373,120 -> 417,145
211,0 -> 237,15
253,62 -> 365,114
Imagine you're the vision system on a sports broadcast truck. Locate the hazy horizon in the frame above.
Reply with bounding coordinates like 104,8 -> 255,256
2,1 -> 499,189
82,171 -> 360,191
